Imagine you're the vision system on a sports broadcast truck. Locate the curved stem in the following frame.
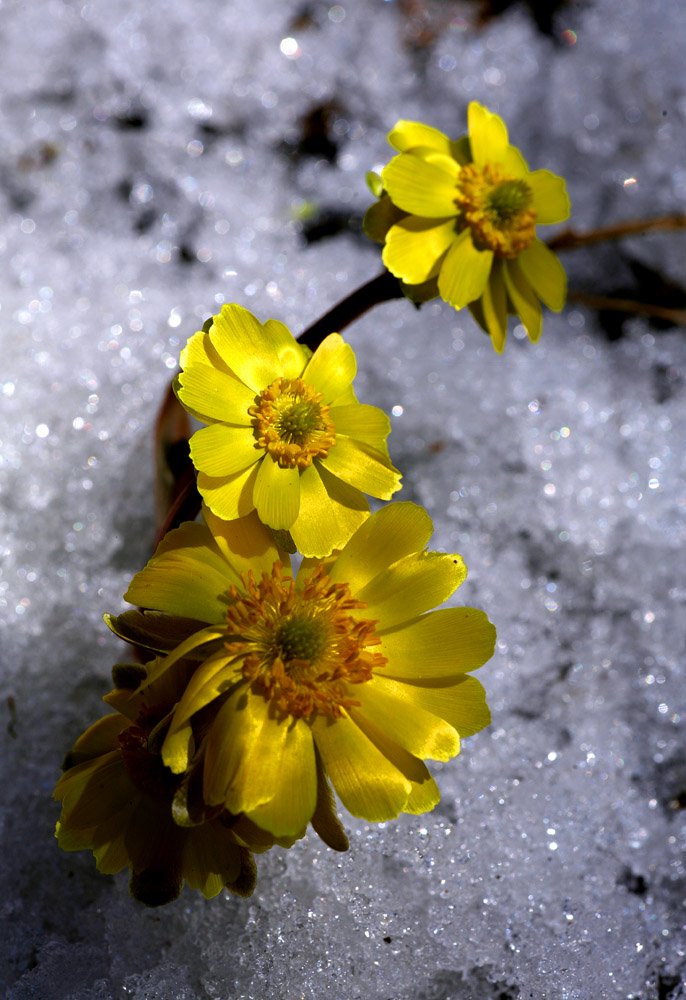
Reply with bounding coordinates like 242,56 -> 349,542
297,270 -> 403,350
547,213 -> 686,252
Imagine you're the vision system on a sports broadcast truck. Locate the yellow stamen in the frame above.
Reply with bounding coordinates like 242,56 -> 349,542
249,377 -> 336,470
455,162 -> 537,257
224,562 -> 386,719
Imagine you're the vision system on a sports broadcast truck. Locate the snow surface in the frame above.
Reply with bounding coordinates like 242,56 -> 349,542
1,0 -> 685,997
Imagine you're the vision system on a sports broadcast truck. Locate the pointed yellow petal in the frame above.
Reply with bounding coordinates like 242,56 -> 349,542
263,318 -> 308,378
181,822 -> 241,897
311,712 -> 411,821
352,677 -> 460,761
253,455 -> 300,529
319,437 -> 401,501
330,403 -> 391,457
189,423 -> 261,478
176,364 -> 256,425
310,747 -> 349,851
204,506 -> 287,577
363,195 -> 406,244
373,674 -> 491,739
357,551 -> 467,629
388,120 -> 452,154
438,230 -> 493,309
289,463 -> 360,558
527,169 -> 571,224
303,333 -> 356,403
197,463 -> 259,521
209,304 -> 285,392
481,260 -> 508,353
328,502 -> 433,593
382,152 -> 459,218
468,102 -> 509,166
382,217 -> 456,284
379,607 -> 496,677
124,520 -> 236,622
503,258 -> 542,342
245,719 -> 317,838
518,239 -> 567,312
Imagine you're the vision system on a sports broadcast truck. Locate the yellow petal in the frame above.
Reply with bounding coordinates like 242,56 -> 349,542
502,144 -> 529,177
66,713 -> 128,762
527,169 -> 571,224
363,195 -> 406,244
379,607 -> 497,677
180,328 -> 233,374
328,502 -> 433,594
357,551 -> 467,629
189,423 -> 261,478
182,822 -> 241,897
303,333 -> 356,403
352,677 -> 460,761
209,304 -> 288,392
382,217 -> 456,284
518,239 -> 567,312
481,260 -> 508,353
197,463 -> 259,521
124,521 -> 236,622
372,674 -> 491,738
310,748 -> 349,851
162,650 -> 240,773
253,455 -> 300,529
245,719 -> 317,838
204,506 -> 289,579
263,318 -> 308,378
382,152 -> 459,218
311,712 -> 411,821
319,437 -> 401,501
348,711 -> 439,811
330,403 -> 391,457
289,462 -> 364,559
468,101 -> 509,166
176,364 -> 256,425
403,774 -> 441,815
388,120 -> 453,154
58,753 -> 135,828
438,230 -> 493,309
503,258 -> 542,342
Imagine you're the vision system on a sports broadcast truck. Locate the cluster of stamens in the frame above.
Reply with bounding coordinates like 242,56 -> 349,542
223,562 -> 386,719
455,162 -> 537,257
119,707 -> 180,799
249,377 -> 336,470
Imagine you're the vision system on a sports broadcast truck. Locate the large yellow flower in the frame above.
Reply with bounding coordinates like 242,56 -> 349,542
54,655 -> 278,905
365,102 -> 570,352
106,503 -> 496,846
175,303 -> 401,557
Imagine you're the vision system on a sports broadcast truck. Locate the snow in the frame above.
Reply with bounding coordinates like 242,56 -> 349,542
1,0 -> 685,997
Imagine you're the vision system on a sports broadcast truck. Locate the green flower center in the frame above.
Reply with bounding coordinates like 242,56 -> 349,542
486,179 -> 533,225
249,377 -> 337,469
455,162 -> 537,258
275,612 -> 330,663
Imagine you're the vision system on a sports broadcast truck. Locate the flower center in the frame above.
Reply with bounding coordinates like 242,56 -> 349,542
119,707 -> 181,799
224,562 -> 386,719
455,162 -> 537,257
249,377 -> 336,470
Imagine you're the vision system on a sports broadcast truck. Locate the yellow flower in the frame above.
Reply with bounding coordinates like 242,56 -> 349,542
175,303 -> 401,557
106,503 -> 496,845
364,103 -> 570,352
53,655 -> 278,905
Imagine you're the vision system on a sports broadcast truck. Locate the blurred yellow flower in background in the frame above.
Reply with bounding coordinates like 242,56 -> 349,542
175,303 -> 401,556
106,503 -> 496,848
365,102 -> 570,352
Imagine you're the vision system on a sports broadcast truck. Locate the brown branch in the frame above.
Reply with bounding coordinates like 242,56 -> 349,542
547,214 -> 686,252
567,290 -> 686,326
